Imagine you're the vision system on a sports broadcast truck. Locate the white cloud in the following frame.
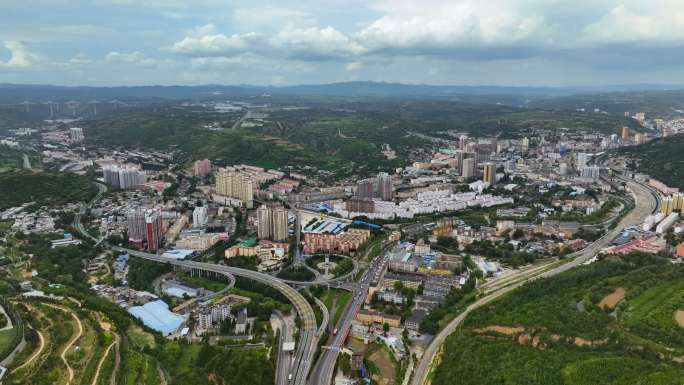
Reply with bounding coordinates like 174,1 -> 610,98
346,61 -> 363,71
270,26 -> 366,59
0,41 -> 40,68
186,23 -> 217,38
358,0 -> 552,54
105,51 -> 160,68
232,7 -> 317,31
170,25 -> 363,61
68,53 -> 94,65
169,33 -> 262,57
189,54 -> 259,69
582,3 -> 684,45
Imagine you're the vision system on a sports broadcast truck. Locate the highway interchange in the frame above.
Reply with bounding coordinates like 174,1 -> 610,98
76,172 -> 661,385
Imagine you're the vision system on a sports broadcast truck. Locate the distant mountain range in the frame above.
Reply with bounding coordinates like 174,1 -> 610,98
1,81 -> 683,104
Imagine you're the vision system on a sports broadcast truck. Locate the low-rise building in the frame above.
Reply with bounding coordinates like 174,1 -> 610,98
355,309 -> 401,328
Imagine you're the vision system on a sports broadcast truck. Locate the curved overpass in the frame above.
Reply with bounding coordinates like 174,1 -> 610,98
114,247 -> 318,385
76,182 -> 319,384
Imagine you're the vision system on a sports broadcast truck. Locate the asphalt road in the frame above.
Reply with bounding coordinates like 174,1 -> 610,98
410,178 -> 659,385
274,311 -> 294,385
309,241 -> 393,385
75,182 -> 318,385
112,247 -> 319,385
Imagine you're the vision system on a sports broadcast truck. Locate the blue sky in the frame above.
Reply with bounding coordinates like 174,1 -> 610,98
2,0 -> 684,86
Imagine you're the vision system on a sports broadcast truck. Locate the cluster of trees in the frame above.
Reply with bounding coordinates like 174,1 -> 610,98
465,240 -> 540,267
127,257 -> 172,292
18,232 -> 95,290
419,276 -> 477,335
370,281 -> 417,321
0,169 -> 97,210
159,342 -> 275,385
331,258 -> 354,277
431,253 -> 684,385
276,265 -> 315,281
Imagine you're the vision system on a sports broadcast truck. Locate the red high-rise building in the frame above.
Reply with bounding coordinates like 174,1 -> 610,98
145,209 -> 163,252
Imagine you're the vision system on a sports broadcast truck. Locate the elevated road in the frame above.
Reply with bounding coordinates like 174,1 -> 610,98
411,178 -> 659,385
73,182 -> 318,385
113,247 -> 318,385
274,311 -> 295,385
309,241 -> 393,385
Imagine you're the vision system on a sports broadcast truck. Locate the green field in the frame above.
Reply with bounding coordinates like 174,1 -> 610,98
431,253 -> 684,385
0,327 -> 19,359
319,289 -> 352,327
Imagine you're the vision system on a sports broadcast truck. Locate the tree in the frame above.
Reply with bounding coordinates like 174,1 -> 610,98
394,281 -> 404,292
338,353 -> 352,376
383,322 -> 390,336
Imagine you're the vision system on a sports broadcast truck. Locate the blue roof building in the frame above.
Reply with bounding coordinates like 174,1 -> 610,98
128,300 -> 187,335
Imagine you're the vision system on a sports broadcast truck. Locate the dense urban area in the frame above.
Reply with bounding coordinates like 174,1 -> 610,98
0,83 -> 683,385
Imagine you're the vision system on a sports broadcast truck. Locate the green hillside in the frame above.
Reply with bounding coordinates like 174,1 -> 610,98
0,169 -> 97,210
619,134 -> 684,189
431,253 -> 684,385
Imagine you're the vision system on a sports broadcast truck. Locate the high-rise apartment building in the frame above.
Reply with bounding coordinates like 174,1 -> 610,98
257,205 -> 272,240
145,209 -> 163,252
521,137 -> 530,152
355,178 -> 376,199
257,205 -> 289,242
376,172 -> 393,201
103,165 -> 146,189
271,206 -> 289,242
459,135 -> 468,149
619,126 -> 631,140
192,206 -> 208,228
69,127 -> 84,143
126,208 -> 146,248
576,152 -> 589,169
461,157 -> 475,179
194,159 -> 212,177
483,162 -> 496,185
634,133 -> 644,144
215,168 -> 254,207
580,166 -> 600,180
127,207 -> 163,252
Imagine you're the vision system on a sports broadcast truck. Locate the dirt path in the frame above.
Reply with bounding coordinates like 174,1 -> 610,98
599,287 -> 625,309
157,361 -> 168,385
109,338 -> 120,385
90,333 -> 119,385
12,326 -> 44,371
475,325 -> 525,336
44,303 -> 83,384
675,310 -> 684,328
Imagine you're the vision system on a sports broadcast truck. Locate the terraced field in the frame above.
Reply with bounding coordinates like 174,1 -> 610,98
5,301 -> 122,385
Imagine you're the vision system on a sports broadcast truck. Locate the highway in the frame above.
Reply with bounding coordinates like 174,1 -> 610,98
309,241 -> 393,385
113,247 -> 318,385
274,311 -> 295,385
410,177 -> 659,385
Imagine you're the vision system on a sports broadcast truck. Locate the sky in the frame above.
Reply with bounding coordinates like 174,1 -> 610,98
2,0 -> 684,87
